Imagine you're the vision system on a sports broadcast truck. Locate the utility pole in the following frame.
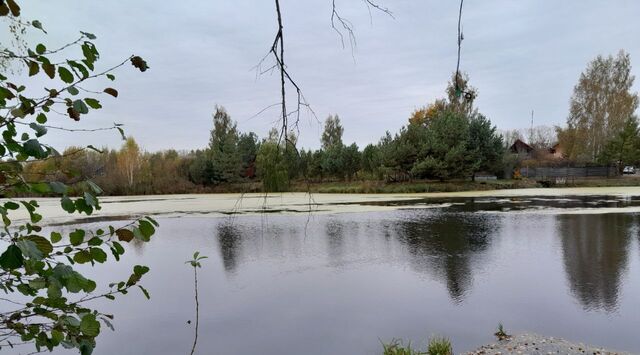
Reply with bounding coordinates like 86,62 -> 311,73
529,109 -> 534,144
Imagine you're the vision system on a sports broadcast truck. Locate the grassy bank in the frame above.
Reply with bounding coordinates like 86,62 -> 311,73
284,176 -> 640,194
289,179 -> 535,194
166,176 -> 640,195
20,177 -> 640,198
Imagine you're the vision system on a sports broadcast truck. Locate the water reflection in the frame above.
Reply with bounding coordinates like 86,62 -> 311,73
557,213 -> 634,312
217,223 -> 242,274
325,220 -> 345,265
212,207 -> 637,311
68,201 -> 640,355
392,211 -> 496,303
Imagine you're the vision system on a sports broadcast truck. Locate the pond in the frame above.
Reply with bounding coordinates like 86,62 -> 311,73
49,194 -> 640,354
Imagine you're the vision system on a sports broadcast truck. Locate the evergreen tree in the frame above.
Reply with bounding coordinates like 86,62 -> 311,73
468,114 -> 504,180
412,110 -> 471,180
208,106 -> 241,183
597,117 -> 640,169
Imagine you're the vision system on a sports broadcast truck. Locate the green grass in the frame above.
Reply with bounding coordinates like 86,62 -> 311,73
427,337 -> 453,355
381,337 -> 453,355
382,339 -> 425,355
288,176 -> 640,194
290,179 -> 536,194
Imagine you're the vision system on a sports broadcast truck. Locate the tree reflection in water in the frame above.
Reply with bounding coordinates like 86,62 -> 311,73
216,223 -> 242,274
392,211 -> 496,303
557,213 -> 634,312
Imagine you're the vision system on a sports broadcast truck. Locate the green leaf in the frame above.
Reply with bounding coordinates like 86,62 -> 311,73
47,282 -> 62,299
81,31 -> 97,40
84,98 -> 102,109
32,20 -> 46,33
80,341 -> 95,355
49,181 -> 68,194
80,314 -> 100,337
58,67 -> 74,83
4,201 -> 19,210
116,126 -> 126,140
10,107 -> 25,118
73,250 -> 92,264
35,43 -> 46,54
29,122 -> 47,137
0,245 -> 24,269
87,237 -> 102,246
106,74 -> 115,81
73,99 -> 89,114
67,86 -> 79,95
81,43 -> 97,64
69,229 -> 86,246
28,61 -> 39,76
61,196 -> 76,213
89,247 -> 107,263
133,227 -> 148,242
112,241 -> 125,255
67,60 -> 89,79
16,239 -> 43,259
36,112 -> 47,124
86,180 -> 103,194
23,139 -> 48,159
51,231 -> 62,243
138,220 -> 155,239
24,235 -> 53,256
84,192 -> 98,207
51,329 -> 64,343
133,265 -> 149,276
29,277 -> 47,290
75,198 -> 94,215
138,285 -> 150,299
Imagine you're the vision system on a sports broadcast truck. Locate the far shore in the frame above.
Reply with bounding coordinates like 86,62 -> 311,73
6,185 -> 640,225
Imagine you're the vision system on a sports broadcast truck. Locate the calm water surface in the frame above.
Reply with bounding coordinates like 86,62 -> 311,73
50,196 -> 640,354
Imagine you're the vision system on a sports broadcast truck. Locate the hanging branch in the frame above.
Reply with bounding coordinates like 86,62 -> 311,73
255,0 -> 315,146
256,0 -> 392,145
454,0 -> 464,95
331,0 -> 393,50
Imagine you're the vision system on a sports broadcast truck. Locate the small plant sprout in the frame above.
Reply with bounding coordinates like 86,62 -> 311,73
186,251 -> 207,355
187,251 -> 208,268
494,323 -> 511,340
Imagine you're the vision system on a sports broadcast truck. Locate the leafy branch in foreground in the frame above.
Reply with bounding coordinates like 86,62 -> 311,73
0,1 -> 153,354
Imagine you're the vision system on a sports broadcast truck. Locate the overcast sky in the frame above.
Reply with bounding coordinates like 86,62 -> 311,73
9,0 -> 640,151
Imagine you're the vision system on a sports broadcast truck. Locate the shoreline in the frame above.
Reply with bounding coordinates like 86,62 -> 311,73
5,185 -> 640,224
465,333 -> 632,355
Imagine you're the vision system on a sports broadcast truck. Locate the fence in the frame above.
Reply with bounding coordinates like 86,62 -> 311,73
519,166 -> 618,180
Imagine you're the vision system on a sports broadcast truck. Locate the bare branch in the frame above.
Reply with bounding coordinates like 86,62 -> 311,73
331,0 -> 394,50
15,120 -> 123,133
253,0 -> 317,146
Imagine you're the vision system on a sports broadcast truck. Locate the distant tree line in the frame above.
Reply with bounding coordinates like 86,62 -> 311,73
23,73 -> 508,194
25,48 -> 639,195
